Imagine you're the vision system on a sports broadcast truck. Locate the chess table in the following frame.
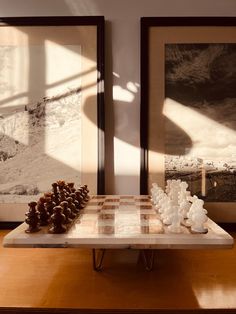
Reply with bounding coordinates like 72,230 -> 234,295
3,195 -> 234,271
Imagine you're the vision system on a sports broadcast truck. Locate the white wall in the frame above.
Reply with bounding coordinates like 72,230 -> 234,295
0,0 -> 236,195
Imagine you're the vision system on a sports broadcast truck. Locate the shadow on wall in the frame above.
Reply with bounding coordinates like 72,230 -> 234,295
1,8 -> 236,200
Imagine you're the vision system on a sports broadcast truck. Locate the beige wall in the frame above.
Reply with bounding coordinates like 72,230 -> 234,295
0,0 -> 235,197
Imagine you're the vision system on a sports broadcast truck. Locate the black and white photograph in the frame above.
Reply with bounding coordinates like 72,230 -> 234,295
164,43 -> 236,202
0,17 -> 105,204
0,42 -> 83,203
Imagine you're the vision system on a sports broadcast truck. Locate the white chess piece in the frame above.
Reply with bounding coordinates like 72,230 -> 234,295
155,190 -> 165,211
152,186 -> 164,206
160,196 -> 171,219
150,183 -> 158,201
179,199 -> 191,220
185,195 -> 198,226
167,205 -> 183,233
178,181 -> 189,205
158,194 -> 169,214
169,180 -> 180,205
165,180 -> 171,195
191,201 -> 208,233
163,201 -> 176,225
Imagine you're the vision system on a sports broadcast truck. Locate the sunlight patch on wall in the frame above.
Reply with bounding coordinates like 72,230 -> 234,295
163,97 -> 236,159
113,85 -> 135,102
0,43 -> 29,145
45,40 -> 82,96
114,137 -> 140,175
44,41 -> 82,171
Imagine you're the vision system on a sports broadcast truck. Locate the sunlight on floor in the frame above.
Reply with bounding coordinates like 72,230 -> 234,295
193,284 -> 236,308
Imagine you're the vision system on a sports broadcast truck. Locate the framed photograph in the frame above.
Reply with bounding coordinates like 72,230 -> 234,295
0,16 -> 105,222
140,17 -> 236,221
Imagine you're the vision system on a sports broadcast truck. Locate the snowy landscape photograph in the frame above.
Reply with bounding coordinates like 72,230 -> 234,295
164,43 -> 236,202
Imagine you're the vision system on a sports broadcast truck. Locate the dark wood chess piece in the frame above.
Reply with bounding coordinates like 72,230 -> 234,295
52,182 -> 58,195
44,192 -> 53,199
57,180 -> 66,192
25,201 -> 41,233
67,182 -> 75,190
78,187 -> 86,201
60,201 -> 72,224
70,193 -> 80,210
37,197 -> 50,226
64,182 -> 74,194
49,205 -> 67,234
45,199 -> 56,216
59,190 -> 67,202
75,191 -> 85,209
81,185 -> 90,202
67,197 -> 79,217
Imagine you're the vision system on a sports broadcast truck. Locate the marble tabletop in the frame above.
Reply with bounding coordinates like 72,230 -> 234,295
3,195 -> 234,249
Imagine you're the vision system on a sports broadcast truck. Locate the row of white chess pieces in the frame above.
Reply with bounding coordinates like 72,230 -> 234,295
150,180 -> 208,233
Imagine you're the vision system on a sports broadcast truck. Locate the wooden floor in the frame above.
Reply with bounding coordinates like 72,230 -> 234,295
0,228 -> 236,313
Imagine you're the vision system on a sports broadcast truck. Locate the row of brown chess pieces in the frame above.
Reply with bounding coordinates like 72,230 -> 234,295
25,181 -> 89,234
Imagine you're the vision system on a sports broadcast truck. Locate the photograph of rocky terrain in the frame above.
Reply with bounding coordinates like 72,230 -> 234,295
164,44 -> 236,202
0,90 -> 82,203
0,44 -> 83,203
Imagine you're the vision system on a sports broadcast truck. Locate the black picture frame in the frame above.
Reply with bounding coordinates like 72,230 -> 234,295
140,17 -> 236,221
0,16 -> 105,225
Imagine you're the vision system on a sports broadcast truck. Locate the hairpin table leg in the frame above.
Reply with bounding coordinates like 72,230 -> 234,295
140,250 -> 155,271
92,249 -> 106,271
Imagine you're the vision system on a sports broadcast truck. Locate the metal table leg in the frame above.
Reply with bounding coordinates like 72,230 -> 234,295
140,250 -> 155,271
92,249 -> 106,271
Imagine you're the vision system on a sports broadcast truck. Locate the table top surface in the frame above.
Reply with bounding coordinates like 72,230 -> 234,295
3,195 -> 234,249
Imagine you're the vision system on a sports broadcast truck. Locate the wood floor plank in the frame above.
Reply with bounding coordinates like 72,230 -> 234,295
0,229 -> 236,311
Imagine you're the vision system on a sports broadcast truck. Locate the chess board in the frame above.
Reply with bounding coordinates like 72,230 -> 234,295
3,195 -> 234,249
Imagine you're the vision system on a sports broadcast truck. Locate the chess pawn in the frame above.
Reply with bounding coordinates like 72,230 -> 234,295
163,201 -> 176,225
60,201 -> 72,224
169,180 -> 180,205
82,185 -> 90,201
155,191 -> 165,212
167,207 -> 183,233
37,197 -> 50,226
67,197 -> 78,218
52,182 -> 58,195
150,183 -> 158,201
25,201 -> 41,233
160,198 -> 171,220
165,180 -> 171,195
80,185 -> 89,202
57,180 -> 66,190
64,182 -> 73,195
179,199 -> 191,220
59,191 -> 67,203
185,196 -> 199,226
75,191 -> 86,209
70,193 -> 80,210
52,194 -> 60,206
67,182 -> 75,191
152,187 -> 163,206
178,181 -> 188,205
45,199 -> 56,216
44,192 -> 53,199
49,206 -> 67,234
37,196 -> 46,212
78,187 -> 86,200
158,194 -> 168,214
191,201 -> 208,233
